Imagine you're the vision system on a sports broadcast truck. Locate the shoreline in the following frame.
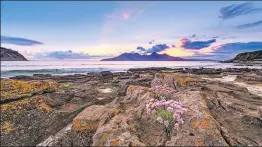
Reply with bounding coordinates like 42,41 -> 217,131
2,65 -> 262,79
1,66 -> 262,146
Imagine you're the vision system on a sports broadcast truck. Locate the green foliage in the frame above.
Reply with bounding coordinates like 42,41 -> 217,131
234,50 -> 262,61
154,94 -> 166,100
152,108 -> 174,136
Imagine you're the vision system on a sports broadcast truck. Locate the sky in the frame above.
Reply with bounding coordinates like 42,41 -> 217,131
1,1 -> 262,60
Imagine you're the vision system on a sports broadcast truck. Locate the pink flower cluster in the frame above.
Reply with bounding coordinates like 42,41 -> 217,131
149,84 -> 174,96
146,98 -> 187,130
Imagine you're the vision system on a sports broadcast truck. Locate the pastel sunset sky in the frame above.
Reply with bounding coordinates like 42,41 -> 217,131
1,1 -> 262,60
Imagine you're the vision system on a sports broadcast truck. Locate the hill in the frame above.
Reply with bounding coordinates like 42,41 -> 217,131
1,47 -> 28,61
233,50 -> 262,61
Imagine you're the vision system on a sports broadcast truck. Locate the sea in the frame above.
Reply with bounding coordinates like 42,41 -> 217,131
1,60 -> 261,78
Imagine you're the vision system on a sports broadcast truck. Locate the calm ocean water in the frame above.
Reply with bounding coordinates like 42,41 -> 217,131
1,60 -> 261,78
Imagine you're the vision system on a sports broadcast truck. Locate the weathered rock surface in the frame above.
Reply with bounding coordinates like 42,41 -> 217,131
1,69 -> 262,146
0,95 -> 84,146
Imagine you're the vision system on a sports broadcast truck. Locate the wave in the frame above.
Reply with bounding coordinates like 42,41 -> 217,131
1,68 -> 127,78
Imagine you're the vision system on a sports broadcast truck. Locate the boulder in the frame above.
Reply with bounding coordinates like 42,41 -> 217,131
72,105 -> 120,131
99,71 -> 113,81
43,91 -> 74,108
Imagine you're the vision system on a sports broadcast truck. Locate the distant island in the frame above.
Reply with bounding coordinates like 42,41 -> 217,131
0,47 -> 28,61
101,52 -> 212,61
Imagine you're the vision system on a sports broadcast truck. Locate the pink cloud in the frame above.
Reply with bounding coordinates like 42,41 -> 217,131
122,12 -> 130,20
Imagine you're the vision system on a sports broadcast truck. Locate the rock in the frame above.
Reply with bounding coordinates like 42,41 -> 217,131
37,124 -> 73,146
0,95 -> 81,146
2,70 -> 262,146
44,92 -> 74,108
166,91 -> 228,146
131,73 -> 140,79
92,115 -> 145,146
151,73 -> 176,88
91,86 -> 151,146
126,78 -> 152,87
151,73 -> 201,89
72,105 -> 115,131
258,106 -> 262,118
128,67 -> 173,73
0,79 -> 58,102
99,71 -> 113,79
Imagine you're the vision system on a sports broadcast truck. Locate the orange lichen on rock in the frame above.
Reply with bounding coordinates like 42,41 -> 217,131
127,86 -> 141,95
0,96 -> 42,112
72,119 -> 99,131
72,105 -> 109,131
199,119 -> 209,129
1,121 -> 13,134
192,119 -> 199,128
39,102 -> 52,112
173,74 -> 197,87
113,109 -> 121,116
110,138 -> 120,146
0,79 -> 58,102
192,118 -> 212,129
194,140 -> 205,146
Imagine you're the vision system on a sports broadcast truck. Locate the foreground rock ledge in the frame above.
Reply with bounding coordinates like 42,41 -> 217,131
1,69 -> 262,146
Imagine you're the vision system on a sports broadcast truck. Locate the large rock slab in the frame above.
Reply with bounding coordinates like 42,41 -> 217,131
1,79 -> 58,102
0,95 -> 82,146
72,105 -> 120,131
166,91 -> 228,146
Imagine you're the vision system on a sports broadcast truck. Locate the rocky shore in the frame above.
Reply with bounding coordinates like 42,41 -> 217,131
1,67 -> 262,146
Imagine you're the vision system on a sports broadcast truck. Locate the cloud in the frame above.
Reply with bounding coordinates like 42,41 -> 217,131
35,50 -> 92,59
136,44 -> 169,54
236,20 -> 262,29
100,2 -> 149,43
1,36 -> 43,46
136,46 -> 146,51
213,42 -> 262,52
149,39 -> 155,44
219,2 -> 262,20
145,44 -> 169,53
178,38 -> 216,50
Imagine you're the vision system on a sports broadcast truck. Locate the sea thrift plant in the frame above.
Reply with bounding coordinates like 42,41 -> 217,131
146,98 -> 187,136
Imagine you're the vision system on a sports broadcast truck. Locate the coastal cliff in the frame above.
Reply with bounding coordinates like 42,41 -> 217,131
0,47 -> 28,61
